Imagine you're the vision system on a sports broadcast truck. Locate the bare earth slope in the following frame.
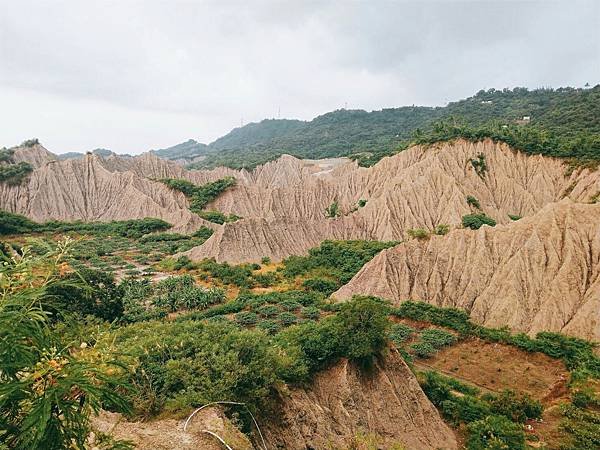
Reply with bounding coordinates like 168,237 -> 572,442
186,139 -> 600,262
262,349 -> 457,449
93,350 -> 455,449
0,151 -> 212,233
334,200 -> 600,342
11,144 -> 58,168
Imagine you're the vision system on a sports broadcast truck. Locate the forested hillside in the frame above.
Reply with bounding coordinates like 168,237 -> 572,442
160,86 -> 599,169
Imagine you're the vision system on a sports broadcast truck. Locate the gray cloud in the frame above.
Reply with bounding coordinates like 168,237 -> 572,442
1,0 -> 598,154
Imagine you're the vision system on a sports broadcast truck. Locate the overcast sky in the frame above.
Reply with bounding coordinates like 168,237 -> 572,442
1,0 -> 598,154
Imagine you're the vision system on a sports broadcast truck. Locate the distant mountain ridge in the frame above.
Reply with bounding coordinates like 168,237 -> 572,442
157,85 -> 600,169
57,148 -> 130,160
13,85 -> 599,170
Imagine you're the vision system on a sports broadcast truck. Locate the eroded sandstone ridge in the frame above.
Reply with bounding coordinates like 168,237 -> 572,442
0,146 -> 211,233
4,139 -> 600,264
262,349 -> 457,449
186,139 -> 600,262
334,200 -> 600,342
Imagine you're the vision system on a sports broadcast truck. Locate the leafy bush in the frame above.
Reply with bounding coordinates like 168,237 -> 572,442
257,319 -> 281,334
198,258 -> 254,287
508,214 -> 521,221
235,311 -> 259,325
282,240 -> 398,284
483,390 -> 543,423
442,395 -> 491,425
325,201 -> 340,218
152,275 -> 225,312
302,277 -> 339,295
0,210 -> 172,237
301,306 -> 320,320
419,328 -> 457,349
469,153 -> 488,178
410,341 -> 436,358
466,415 -> 525,450
253,271 -> 280,287
198,210 -> 241,224
277,311 -> 298,326
276,296 -> 389,380
407,228 -> 430,240
560,403 -> 600,450
0,161 -> 33,185
0,241 -> 130,448
192,225 -> 214,240
388,323 -> 415,345
433,224 -> 450,235
110,320 -> 288,417
462,214 -> 497,230
159,177 -> 236,212
466,195 -> 481,209
257,304 -> 280,317
261,256 -> 271,265
47,268 -> 124,322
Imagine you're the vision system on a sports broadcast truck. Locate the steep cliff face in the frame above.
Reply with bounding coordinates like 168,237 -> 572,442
334,200 -> 600,342
185,216 -> 377,263
10,144 -> 58,168
0,154 -> 212,233
262,349 -> 457,450
184,139 -> 600,262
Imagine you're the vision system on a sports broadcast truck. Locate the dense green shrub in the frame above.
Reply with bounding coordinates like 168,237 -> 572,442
159,177 -> 236,212
110,320 -> 288,416
483,390 -> 543,423
252,271 -> 280,287
302,277 -> 338,295
257,319 -> 281,335
466,415 -> 525,450
257,304 -> 280,317
469,154 -> 488,178
0,210 -> 172,237
0,242 -> 130,448
560,403 -> 600,449
392,301 -> 600,377
508,214 -> 521,221
433,224 -> 450,235
235,311 -> 259,325
198,258 -> 254,287
47,268 -> 124,322
407,228 -> 430,240
388,323 -> 415,345
301,306 -> 320,320
325,201 -> 340,218
282,240 -> 398,284
442,395 -> 491,425
277,296 -> 389,380
410,341 -> 436,358
192,225 -> 214,240
0,161 -> 33,185
198,210 -> 241,224
462,214 -> 497,230
419,328 -> 457,349
152,275 -> 225,312
466,195 -> 481,210
277,311 -> 298,326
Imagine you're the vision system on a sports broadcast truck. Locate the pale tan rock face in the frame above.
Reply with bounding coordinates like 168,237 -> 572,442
262,349 -> 457,450
333,200 -> 600,342
0,153 -> 212,233
184,139 -> 600,262
10,144 -> 58,168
